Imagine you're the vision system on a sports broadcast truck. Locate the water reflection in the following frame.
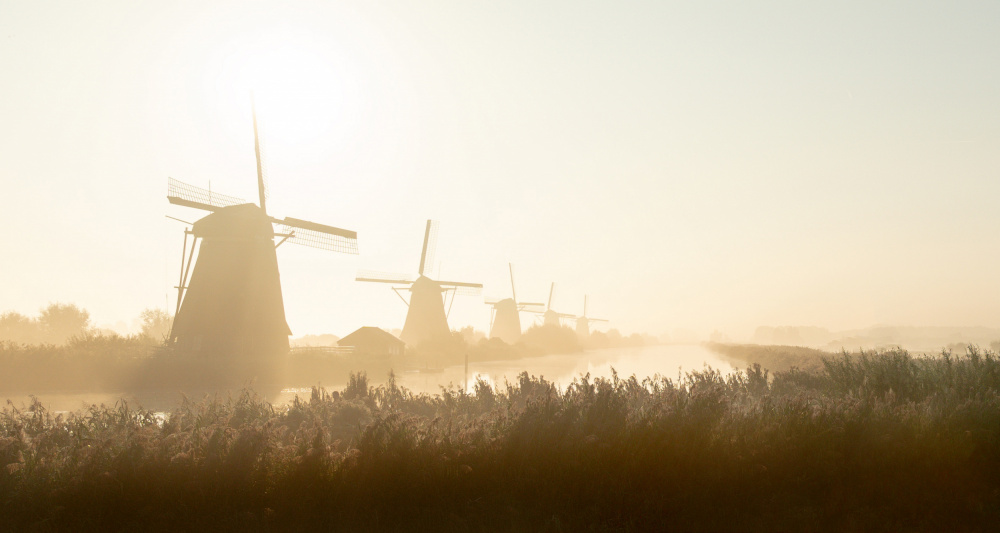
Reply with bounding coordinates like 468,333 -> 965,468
4,344 -> 738,412
276,343 -> 738,402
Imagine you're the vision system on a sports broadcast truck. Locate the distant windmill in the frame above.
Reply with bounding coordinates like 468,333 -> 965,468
574,295 -> 609,337
166,104 -> 358,359
485,264 -> 545,344
526,282 -> 577,327
356,220 -> 482,347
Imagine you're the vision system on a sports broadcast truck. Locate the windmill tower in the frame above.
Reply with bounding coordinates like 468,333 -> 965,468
574,295 -> 609,337
166,106 -> 358,361
485,264 -> 545,345
526,282 -> 577,327
356,220 -> 482,347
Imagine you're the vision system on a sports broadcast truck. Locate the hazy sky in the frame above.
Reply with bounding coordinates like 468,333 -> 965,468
2,1 -> 998,340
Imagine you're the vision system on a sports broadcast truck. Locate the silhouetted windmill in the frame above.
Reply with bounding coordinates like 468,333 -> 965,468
574,295 -> 609,337
166,105 -> 358,359
525,282 -> 576,327
356,220 -> 482,347
485,264 -> 545,344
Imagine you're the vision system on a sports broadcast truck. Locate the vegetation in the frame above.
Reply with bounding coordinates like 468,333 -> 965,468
0,334 -> 154,393
3,347 -> 1000,531
706,342 -> 832,372
0,303 -> 92,345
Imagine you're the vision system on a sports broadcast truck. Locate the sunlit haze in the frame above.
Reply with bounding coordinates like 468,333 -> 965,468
2,1 -> 998,340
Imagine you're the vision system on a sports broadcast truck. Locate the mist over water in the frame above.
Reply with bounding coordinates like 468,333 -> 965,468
6,344 -> 734,413
279,343 -> 735,398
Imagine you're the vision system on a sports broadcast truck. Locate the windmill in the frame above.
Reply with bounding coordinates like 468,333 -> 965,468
166,104 -> 358,360
485,264 -> 545,344
525,282 -> 577,328
574,295 -> 609,337
356,220 -> 482,347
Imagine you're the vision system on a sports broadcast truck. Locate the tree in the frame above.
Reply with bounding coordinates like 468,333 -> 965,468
0,311 -> 41,344
38,303 -> 91,344
139,308 -> 173,343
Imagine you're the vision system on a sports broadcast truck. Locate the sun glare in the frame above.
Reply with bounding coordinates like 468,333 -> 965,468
208,29 -> 347,150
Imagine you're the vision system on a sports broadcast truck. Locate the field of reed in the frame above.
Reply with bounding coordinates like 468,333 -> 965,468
3,347 -> 1000,531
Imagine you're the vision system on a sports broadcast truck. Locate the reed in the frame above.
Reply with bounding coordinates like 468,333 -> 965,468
2,348 -> 999,531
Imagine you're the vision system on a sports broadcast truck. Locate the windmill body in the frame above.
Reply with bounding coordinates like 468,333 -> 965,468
486,264 -> 545,345
543,309 -> 564,327
170,204 -> 291,356
357,220 -> 482,348
401,275 -> 451,346
489,298 -> 521,344
574,295 -> 609,337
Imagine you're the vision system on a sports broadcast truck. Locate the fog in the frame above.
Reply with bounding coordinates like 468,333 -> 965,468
5,4 -> 1000,530
1,1 -> 998,343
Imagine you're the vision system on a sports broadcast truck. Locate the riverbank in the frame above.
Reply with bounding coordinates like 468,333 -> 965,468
705,342 -> 832,372
3,347 -> 999,531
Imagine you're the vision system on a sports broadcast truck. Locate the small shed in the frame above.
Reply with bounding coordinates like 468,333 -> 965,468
338,327 -> 405,357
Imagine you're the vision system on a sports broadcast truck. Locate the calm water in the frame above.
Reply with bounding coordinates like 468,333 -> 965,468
5,344 -> 740,413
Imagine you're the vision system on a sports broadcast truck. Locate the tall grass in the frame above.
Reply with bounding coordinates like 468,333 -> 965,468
2,348 -> 1000,531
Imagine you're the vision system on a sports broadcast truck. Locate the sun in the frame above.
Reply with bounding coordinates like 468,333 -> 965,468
208,27 -> 349,151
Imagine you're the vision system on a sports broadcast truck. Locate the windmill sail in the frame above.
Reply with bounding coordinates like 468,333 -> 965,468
417,220 -> 439,277
444,285 -> 483,297
251,96 -> 268,215
356,270 -> 415,284
278,217 -> 358,254
167,178 -> 247,212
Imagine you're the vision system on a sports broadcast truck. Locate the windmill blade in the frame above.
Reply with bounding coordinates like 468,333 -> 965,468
444,285 -> 482,297
518,302 -> 547,308
281,217 -> 356,240
509,263 -> 517,303
251,95 -> 269,216
437,280 -> 483,289
417,220 -> 439,276
588,318 -> 610,323
278,225 -> 358,254
439,280 -> 483,297
167,178 -> 247,212
547,282 -> 555,311
484,298 -> 502,305
356,270 -> 415,285
277,217 -> 358,254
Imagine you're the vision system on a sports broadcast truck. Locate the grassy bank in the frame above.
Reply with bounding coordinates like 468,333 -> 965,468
706,341 -> 834,372
3,348 -> 1000,531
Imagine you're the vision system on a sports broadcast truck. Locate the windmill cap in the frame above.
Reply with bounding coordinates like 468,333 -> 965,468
192,204 -> 273,240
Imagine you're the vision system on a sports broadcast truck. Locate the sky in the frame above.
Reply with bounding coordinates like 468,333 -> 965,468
1,1 -> 998,341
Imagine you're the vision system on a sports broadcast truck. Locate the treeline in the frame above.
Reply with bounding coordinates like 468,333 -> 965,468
0,305 -> 171,346
2,348 -> 999,531
0,306 -> 173,393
